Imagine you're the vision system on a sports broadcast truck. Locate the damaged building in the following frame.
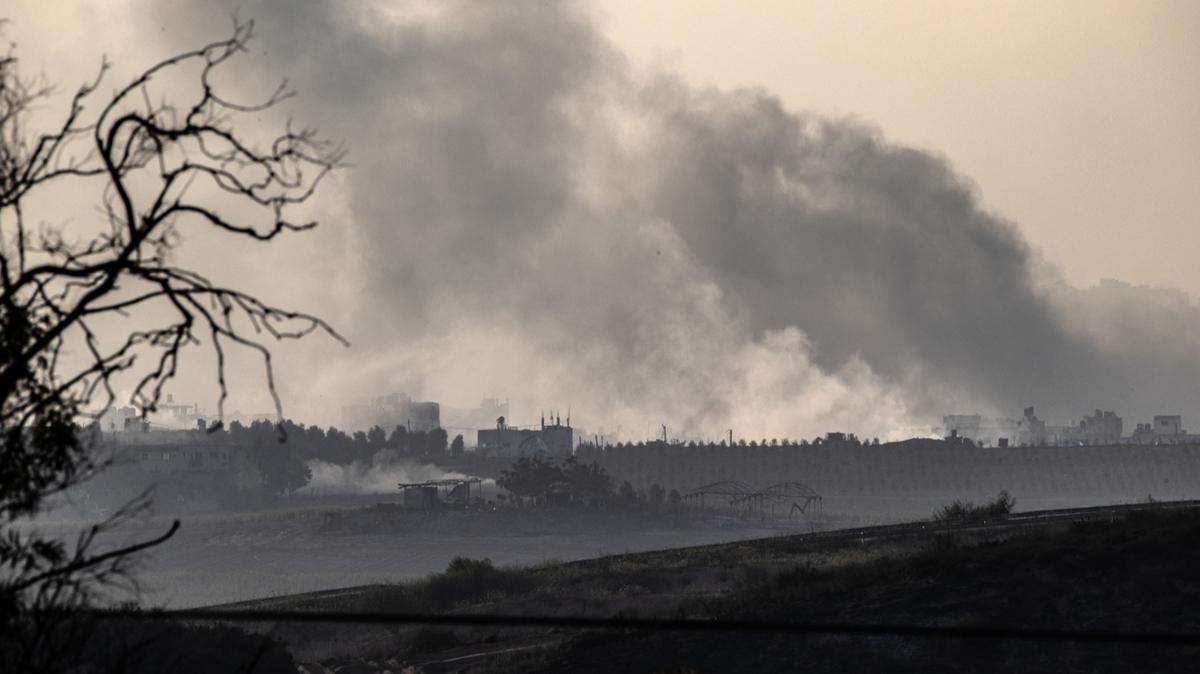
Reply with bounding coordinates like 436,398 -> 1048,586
942,407 -> 1046,447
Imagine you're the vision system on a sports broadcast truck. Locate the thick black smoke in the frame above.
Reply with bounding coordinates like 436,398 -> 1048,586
141,1 -> 1198,436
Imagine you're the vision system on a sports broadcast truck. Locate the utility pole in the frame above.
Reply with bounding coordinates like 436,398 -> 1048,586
729,429 -> 733,445
662,424 -> 668,443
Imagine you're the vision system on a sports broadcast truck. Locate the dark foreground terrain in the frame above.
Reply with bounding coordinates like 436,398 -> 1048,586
160,501 -> 1200,673
533,509 -> 1200,673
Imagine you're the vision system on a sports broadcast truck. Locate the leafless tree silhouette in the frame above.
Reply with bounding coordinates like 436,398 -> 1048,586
0,17 -> 345,670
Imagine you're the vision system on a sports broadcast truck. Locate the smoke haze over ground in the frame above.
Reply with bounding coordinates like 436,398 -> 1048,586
306,458 -> 484,496
8,1 -> 1198,438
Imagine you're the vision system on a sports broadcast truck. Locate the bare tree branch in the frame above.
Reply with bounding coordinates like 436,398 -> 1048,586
1,16 -> 345,670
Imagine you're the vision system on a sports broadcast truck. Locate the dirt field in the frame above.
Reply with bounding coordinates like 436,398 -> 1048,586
84,508 -> 789,608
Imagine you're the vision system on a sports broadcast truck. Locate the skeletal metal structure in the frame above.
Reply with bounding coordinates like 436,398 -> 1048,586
398,478 -> 484,505
684,480 -> 821,518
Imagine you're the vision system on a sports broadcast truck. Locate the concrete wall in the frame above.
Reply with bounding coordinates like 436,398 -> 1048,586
576,439 -> 1200,517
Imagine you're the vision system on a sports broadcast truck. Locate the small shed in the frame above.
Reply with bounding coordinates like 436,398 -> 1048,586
402,485 -> 438,509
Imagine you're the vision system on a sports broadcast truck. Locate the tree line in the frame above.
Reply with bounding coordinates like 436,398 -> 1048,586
497,455 -> 682,510
121,419 -> 466,496
217,418 -> 462,464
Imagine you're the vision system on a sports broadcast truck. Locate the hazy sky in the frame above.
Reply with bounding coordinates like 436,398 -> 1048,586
600,0 -> 1200,295
4,1 -> 1198,435
9,1 -> 1198,294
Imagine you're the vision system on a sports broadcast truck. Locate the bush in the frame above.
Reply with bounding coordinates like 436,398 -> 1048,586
359,557 -> 535,614
425,557 -> 533,608
933,490 -> 1015,524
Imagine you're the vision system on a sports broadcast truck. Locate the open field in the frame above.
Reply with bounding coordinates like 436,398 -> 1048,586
42,437 -> 1200,613
79,507 -> 791,608
57,455 -> 1199,611
185,500 -> 1200,672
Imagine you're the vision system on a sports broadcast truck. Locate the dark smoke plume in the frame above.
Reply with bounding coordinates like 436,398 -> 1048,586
140,1 -> 1199,437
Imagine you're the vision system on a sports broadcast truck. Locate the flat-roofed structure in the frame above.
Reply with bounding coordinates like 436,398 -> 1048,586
477,415 -> 573,458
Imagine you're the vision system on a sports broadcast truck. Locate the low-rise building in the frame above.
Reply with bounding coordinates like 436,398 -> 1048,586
477,415 -> 573,458
1050,409 -> 1124,445
1015,407 -> 1047,446
1154,415 -> 1184,436
341,392 -> 441,432
945,407 -> 1137,447
941,412 -> 1021,447
1126,415 -> 1200,444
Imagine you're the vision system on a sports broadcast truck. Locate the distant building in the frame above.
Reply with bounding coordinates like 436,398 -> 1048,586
77,430 -> 260,510
402,486 -> 438,509
1131,423 -> 1157,443
124,443 -> 241,476
1045,409 -> 1124,445
1079,409 -> 1123,443
1015,407 -> 1047,446
942,414 -> 983,443
1128,415 -> 1198,444
944,406 -> 1135,447
477,414 -> 573,458
154,394 -> 206,428
941,413 -> 1020,447
97,395 -> 210,432
442,397 -> 510,446
341,392 -> 441,432
821,432 -> 860,445
1153,415 -> 1184,436
96,406 -> 143,433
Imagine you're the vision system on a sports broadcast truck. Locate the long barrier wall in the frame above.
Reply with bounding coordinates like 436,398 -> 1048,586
574,439 -> 1200,517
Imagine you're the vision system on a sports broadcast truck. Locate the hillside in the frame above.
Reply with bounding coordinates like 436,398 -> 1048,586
535,508 -> 1200,673
202,502 -> 1200,672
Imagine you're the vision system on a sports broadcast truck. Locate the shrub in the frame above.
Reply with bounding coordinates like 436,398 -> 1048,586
425,557 -> 532,608
933,490 -> 1015,524
359,557 -> 535,614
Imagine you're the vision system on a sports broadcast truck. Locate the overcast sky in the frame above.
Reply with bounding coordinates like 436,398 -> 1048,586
600,0 -> 1200,295
5,1 -> 1198,436
10,1 -> 1199,294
